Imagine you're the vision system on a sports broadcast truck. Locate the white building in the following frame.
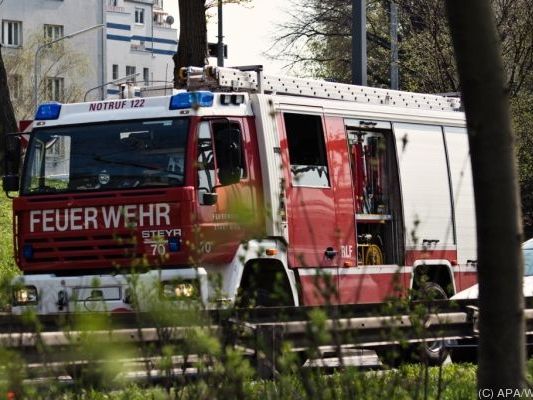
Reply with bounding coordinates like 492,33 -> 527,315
104,0 -> 177,97
1,0 -> 177,110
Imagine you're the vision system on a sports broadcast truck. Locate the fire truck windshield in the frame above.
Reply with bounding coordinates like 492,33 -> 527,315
22,118 -> 189,194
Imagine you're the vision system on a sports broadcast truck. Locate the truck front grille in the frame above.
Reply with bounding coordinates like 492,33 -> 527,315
23,232 -> 141,267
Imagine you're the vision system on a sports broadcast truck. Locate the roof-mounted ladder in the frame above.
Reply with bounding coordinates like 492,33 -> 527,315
179,65 -> 462,112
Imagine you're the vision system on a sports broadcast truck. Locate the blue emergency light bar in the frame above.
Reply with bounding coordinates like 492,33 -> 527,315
169,91 -> 214,110
35,102 -> 62,120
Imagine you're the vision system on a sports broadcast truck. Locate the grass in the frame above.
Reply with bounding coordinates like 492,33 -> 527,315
0,188 -> 19,280
2,363 -> 479,400
245,363 -> 478,400
0,188 -> 19,310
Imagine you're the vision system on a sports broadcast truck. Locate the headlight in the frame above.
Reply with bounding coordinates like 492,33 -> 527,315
13,286 -> 38,305
161,281 -> 198,300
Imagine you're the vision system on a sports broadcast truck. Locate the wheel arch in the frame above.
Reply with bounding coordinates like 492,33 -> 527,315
223,239 -> 299,307
239,257 -> 298,306
410,259 -> 456,298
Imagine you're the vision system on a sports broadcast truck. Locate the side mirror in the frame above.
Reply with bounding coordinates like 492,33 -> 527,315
3,133 -> 22,195
215,128 -> 243,186
2,175 -> 20,193
202,192 -> 218,206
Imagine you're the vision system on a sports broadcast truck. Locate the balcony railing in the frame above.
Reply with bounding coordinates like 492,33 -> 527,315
105,5 -> 126,13
154,21 -> 173,29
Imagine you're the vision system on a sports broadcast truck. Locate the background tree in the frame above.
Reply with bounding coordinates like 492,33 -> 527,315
396,0 -> 532,96
272,0 -> 531,92
173,0 -> 208,88
270,0 -> 392,85
515,91 -> 533,234
446,0 -> 526,390
0,45 -> 18,177
3,33 -> 89,121
172,0 -> 252,88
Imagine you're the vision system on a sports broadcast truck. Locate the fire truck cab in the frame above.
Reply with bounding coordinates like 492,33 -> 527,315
3,65 -> 477,315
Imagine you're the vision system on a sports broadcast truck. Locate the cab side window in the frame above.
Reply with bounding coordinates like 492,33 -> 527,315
196,120 -> 246,205
283,113 -> 329,187
212,121 -> 247,180
197,121 -> 216,199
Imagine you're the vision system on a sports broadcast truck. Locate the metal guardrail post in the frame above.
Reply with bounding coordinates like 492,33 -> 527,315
255,324 -> 283,379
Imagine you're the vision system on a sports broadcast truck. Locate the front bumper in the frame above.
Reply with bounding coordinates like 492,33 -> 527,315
10,268 -> 208,315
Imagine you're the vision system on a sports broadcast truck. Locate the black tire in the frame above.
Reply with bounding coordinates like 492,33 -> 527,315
412,282 -> 449,365
237,284 -> 294,308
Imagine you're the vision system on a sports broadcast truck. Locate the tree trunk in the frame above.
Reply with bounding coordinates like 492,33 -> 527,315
173,0 -> 208,88
446,0 -> 526,391
0,45 -> 18,177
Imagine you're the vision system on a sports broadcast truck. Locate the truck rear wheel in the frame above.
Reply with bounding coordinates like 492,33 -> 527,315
413,282 -> 449,365
379,281 -> 449,367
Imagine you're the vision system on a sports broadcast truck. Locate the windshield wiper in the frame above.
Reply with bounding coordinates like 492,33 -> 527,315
29,185 -> 59,194
92,156 -> 182,177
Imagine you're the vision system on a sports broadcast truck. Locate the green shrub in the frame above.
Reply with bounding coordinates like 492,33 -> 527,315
0,189 -> 20,310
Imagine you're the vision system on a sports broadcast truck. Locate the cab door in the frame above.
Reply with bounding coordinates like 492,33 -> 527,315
279,112 -> 341,304
195,118 -> 260,265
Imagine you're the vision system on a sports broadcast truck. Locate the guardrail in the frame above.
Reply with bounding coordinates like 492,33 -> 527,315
0,300 -> 489,383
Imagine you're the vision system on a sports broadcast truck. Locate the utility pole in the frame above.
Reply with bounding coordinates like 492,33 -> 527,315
217,0 -> 224,67
352,0 -> 367,85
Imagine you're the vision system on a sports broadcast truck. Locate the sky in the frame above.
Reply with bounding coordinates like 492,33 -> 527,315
165,0 -> 291,75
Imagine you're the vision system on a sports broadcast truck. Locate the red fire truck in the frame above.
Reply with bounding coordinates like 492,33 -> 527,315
2,65 -> 477,316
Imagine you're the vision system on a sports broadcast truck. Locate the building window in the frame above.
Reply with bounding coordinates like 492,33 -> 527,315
46,77 -> 64,102
2,20 -> 22,47
106,0 -> 124,12
131,40 -> 146,51
9,75 -> 22,100
135,8 -> 145,24
44,24 -> 64,42
143,68 -> 149,85
154,0 -> 164,8
126,65 -> 136,82
112,64 -> 119,80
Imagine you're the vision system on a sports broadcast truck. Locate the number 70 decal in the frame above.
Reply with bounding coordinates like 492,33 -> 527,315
151,243 -> 166,256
